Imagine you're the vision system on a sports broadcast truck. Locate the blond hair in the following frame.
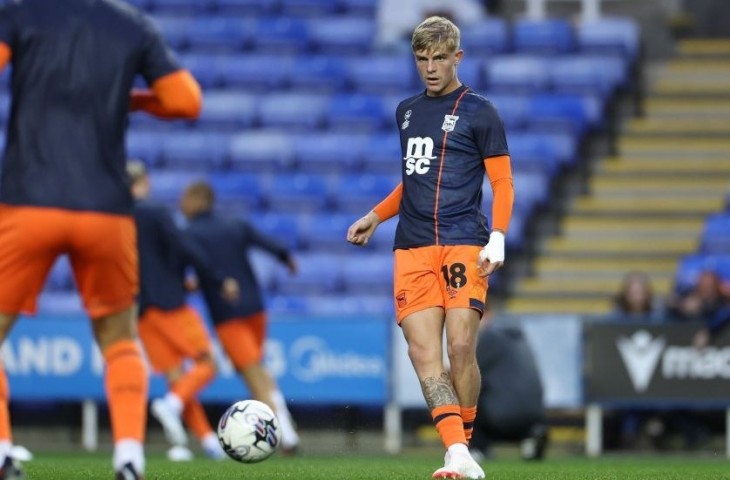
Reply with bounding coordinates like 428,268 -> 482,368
185,180 -> 216,207
411,16 -> 461,53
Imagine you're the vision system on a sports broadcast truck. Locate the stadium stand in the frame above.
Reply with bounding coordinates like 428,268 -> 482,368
19,3 -> 640,317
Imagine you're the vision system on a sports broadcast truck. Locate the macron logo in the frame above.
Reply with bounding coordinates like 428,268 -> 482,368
617,330 -> 665,393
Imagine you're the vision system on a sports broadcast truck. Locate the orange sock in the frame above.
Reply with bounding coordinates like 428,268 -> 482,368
104,340 -> 148,443
0,365 -> 11,442
431,405 -> 466,449
171,360 -> 215,404
461,406 -> 477,443
183,399 -> 215,440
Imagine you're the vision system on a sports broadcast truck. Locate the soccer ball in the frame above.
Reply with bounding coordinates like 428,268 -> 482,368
217,400 -> 281,463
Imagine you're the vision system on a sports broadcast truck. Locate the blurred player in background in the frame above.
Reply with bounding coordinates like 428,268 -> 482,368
128,161 -> 238,461
0,1 -> 201,478
347,16 -> 513,479
180,182 -> 301,453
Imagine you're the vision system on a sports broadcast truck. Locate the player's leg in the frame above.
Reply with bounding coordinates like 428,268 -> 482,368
142,306 -> 217,448
70,213 -> 147,477
215,314 -> 299,451
182,399 -> 224,459
441,245 -> 488,445
0,205 -> 65,476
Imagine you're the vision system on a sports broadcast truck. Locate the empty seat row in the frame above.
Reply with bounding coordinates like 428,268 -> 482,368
135,0 -> 377,17
127,90 -> 604,140
173,52 -> 629,97
152,13 -> 638,62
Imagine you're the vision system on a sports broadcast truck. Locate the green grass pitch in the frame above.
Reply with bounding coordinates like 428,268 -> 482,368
20,452 -> 730,479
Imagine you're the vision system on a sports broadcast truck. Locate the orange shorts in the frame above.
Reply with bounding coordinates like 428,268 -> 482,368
393,245 -> 487,323
0,205 -> 138,318
138,305 -> 213,373
215,312 -> 266,370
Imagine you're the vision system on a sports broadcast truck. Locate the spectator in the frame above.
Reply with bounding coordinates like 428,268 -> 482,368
612,271 -> 665,323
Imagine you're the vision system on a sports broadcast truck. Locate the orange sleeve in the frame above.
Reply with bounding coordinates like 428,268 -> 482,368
0,42 -> 11,71
129,69 -> 202,119
372,182 -> 402,222
484,155 -> 514,233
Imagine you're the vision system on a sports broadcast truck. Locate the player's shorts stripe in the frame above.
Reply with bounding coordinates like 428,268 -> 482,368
469,298 -> 485,311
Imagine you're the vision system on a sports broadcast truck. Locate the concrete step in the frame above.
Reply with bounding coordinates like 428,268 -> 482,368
517,276 -> 673,296
534,257 -> 678,276
677,39 -> 730,57
559,216 -> 703,238
588,176 -> 728,197
643,98 -> 730,118
619,137 -> 730,156
625,118 -> 730,136
505,296 -> 613,315
598,157 -> 729,175
571,196 -> 723,215
544,236 -> 697,255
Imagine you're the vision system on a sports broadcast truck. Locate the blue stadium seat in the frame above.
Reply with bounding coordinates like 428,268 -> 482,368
279,0 -> 338,16
250,17 -> 310,53
46,256 -> 74,292
299,213 -> 353,252
149,0 -> 214,13
247,250 -> 280,292
148,170 -> 202,205
208,172 -> 264,211
525,93 -> 597,135
257,93 -> 329,130
366,132 -> 402,174
505,133 -> 560,176
152,16 -> 191,50
160,132 -> 230,171
265,174 -> 333,213
341,253 -> 393,294
309,17 -> 375,54
513,18 -> 575,54
273,253 -> 343,295
337,0 -> 378,16
457,59 -> 485,91
214,0 -> 277,15
511,171 -> 550,212
334,174 -> 399,213
287,56 -> 349,92
178,53 -> 223,88
347,55 -> 415,93
484,92 -> 530,130
675,254 -> 730,293
485,56 -> 550,93
247,212 -> 302,251
292,132 -> 367,173
368,216 -> 398,251
186,17 -> 249,52
509,131 -> 577,167
700,214 -> 730,254
228,131 -> 295,172
549,55 -> 628,98
576,17 -> 640,62
460,18 -> 509,55
219,55 -> 291,90
195,91 -> 258,130
326,94 -> 385,131
127,131 -> 164,166
38,292 -> 84,314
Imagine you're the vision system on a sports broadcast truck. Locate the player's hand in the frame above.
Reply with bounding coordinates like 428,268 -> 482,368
346,211 -> 381,247
478,231 -> 505,277
220,277 -> 240,303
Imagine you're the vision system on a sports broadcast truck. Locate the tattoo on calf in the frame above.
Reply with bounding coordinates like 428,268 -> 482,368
422,372 -> 457,410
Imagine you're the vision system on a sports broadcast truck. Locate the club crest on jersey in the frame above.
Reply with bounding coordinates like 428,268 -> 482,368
441,115 -> 459,132
401,110 -> 412,130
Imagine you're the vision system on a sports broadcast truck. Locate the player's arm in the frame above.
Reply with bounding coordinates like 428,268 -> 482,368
129,69 -> 202,119
484,155 -> 514,236
242,221 -> 296,273
347,182 -> 402,247
0,42 -> 10,72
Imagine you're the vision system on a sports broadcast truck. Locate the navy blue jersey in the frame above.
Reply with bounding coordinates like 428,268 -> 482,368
394,85 -> 508,249
184,211 -> 290,324
134,200 -> 222,316
0,0 -> 180,214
